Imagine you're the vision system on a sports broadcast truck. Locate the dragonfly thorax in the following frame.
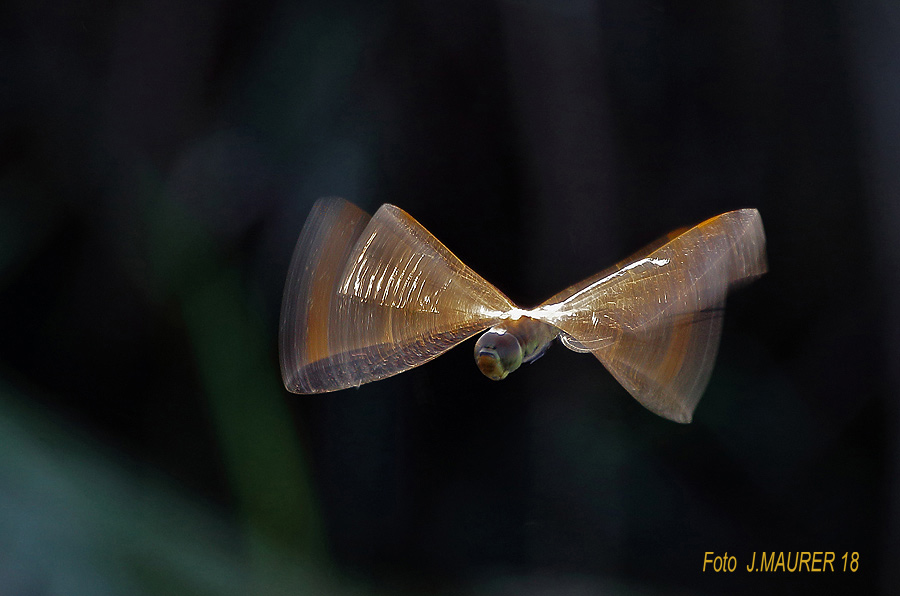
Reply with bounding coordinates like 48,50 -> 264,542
474,316 -> 559,381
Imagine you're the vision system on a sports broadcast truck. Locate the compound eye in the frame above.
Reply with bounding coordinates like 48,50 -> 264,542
474,330 -> 523,381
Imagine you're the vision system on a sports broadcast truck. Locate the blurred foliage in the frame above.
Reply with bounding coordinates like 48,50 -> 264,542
0,384 -> 344,595
146,183 -> 326,564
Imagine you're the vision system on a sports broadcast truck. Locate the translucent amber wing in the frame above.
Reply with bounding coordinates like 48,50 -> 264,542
279,199 -> 514,393
279,198 -> 371,392
543,226 -> 689,306
540,209 -> 767,423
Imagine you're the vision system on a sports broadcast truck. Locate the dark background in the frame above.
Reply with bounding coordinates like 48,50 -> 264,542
1,0 -> 896,594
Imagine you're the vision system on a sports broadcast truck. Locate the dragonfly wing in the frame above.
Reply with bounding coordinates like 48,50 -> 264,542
589,307 -> 724,423
279,199 -> 514,393
540,209 -> 766,422
543,225 -> 690,306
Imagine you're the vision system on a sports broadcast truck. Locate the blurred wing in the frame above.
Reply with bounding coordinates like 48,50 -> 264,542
543,225 -> 690,306
280,199 -> 514,393
540,209 -> 767,423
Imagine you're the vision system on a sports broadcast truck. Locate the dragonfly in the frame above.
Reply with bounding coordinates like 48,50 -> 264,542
279,198 -> 767,423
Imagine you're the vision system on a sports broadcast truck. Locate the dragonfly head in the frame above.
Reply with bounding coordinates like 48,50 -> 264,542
474,328 -> 523,381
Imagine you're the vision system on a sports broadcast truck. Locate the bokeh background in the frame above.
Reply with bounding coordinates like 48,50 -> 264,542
1,0 -> 896,594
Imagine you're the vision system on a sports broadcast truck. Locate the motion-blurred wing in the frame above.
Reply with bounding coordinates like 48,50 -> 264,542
280,199 -> 515,393
544,225 -> 690,307
540,209 -> 767,423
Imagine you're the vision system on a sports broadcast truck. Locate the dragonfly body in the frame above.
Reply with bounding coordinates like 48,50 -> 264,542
279,198 -> 767,423
474,316 -> 559,380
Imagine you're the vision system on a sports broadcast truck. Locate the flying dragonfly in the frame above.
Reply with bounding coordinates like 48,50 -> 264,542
279,198 -> 767,423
